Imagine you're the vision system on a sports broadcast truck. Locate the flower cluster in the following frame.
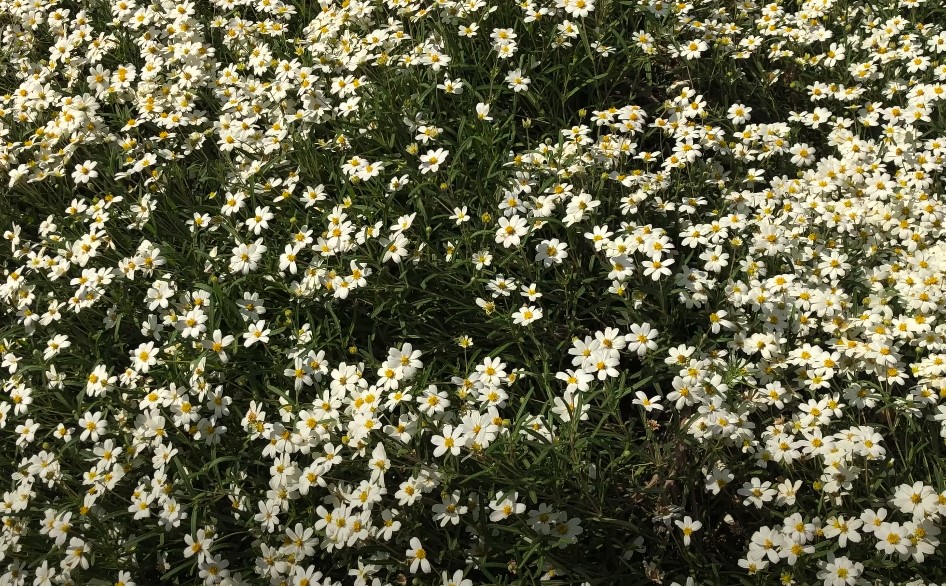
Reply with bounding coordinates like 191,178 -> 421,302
3,0 -> 946,584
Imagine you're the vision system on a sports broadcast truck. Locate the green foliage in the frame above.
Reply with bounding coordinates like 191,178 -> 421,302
2,0 -> 946,585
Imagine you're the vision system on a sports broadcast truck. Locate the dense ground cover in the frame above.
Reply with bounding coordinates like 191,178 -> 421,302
3,0 -> 946,583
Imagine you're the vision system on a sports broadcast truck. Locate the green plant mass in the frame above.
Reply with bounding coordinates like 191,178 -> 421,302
2,0 -> 946,584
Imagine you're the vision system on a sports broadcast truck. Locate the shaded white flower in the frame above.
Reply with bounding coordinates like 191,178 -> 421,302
675,516 -> 702,545
535,239 -> 568,266
406,537 -> 431,573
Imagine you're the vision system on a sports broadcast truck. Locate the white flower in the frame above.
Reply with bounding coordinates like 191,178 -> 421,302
521,283 -> 542,301
708,310 -> 734,334
890,481 -> 938,519
551,390 -> 588,423
15,418 -> 39,446
459,22 -> 479,37
77,411 -> 106,442
511,304 -> 543,326
44,334 -> 71,360
674,516 -> 702,545
71,161 -> 98,184
438,77 -> 464,94
822,515 -> 862,548
789,142 -> 816,166
489,491 -> 525,521
817,554 -> 863,586
132,341 -> 158,372
727,103 -> 752,125
679,39 -> 707,60
245,206 -> 274,235
229,239 -> 267,274
388,174 -> 410,192
243,320 -> 271,347
254,500 -> 281,533
431,424 -> 467,457
561,0 -> 595,18
775,478 -> 802,506
406,537 -> 431,573
626,323 -> 659,356
555,368 -> 592,393
643,257 -> 674,280
632,391 -> 663,412
441,569 -> 473,586
535,239 -> 568,266
495,215 -> 528,248
505,68 -> 531,92
419,148 -> 449,174
739,478 -> 777,508
450,206 -> 470,224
